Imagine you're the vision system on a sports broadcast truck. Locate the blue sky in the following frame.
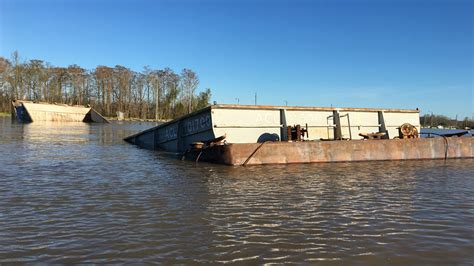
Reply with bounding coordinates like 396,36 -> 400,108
1,0 -> 472,118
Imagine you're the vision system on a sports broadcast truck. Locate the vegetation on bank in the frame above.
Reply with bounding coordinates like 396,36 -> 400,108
1,53 -> 471,128
420,114 -> 474,129
0,52 -> 211,119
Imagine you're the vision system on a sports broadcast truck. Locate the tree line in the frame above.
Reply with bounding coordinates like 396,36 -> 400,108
0,52 -> 211,119
420,114 -> 474,129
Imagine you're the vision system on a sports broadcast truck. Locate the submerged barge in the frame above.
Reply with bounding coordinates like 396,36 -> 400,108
124,104 -> 473,165
12,100 -> 109,123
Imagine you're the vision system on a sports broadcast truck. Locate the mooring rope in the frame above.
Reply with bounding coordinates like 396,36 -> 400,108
439,135 -> 449,160
195,149 -> 205,163
181,148 -> 190,161
181,147 -> 207,163
420,133 -> 449,160
242,141 -> 269,166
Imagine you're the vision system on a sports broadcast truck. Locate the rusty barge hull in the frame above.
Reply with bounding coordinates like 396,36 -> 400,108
184,137 -> 473,166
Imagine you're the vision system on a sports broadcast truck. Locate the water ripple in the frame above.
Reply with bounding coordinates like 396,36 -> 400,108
0,117 -> 473,263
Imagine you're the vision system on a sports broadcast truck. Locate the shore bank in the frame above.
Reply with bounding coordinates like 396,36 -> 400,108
106,117 -> 169,123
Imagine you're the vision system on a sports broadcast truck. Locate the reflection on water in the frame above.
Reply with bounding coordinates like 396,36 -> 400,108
0,117 -> 473,263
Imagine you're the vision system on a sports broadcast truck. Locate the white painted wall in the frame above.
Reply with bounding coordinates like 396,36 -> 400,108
22,102 -> 91,122
211,107 -> 420,142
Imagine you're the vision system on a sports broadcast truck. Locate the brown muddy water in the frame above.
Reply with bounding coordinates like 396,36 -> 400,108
0,117 -> 473,264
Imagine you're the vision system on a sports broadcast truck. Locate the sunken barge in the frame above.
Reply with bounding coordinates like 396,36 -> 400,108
12,100 -> 109,123
124,104 -> 473,165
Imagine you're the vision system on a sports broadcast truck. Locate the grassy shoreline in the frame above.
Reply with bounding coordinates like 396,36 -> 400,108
0,112 -> 10,117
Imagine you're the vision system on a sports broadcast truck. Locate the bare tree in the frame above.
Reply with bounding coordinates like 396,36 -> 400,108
68,65 -> 86,105
0,52 -> 212,118
180,69 -> 199,114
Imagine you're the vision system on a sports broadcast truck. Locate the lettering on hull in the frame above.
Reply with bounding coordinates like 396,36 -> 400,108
155,112 -> 212,144
183,113 -> 212,136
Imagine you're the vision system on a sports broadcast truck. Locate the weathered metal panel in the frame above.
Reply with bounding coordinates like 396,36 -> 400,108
212,108 -> 281,143
22,102 -> 90,122
212,108 -> 280,127
383,112 -> 420,138
155,122 -> 179,144
212,104 -> 419,113
181,110 -> 213,136
135,130 -> 155,150
186,137 -> 473,165
124,104 -> 422,153
211,106 -> 419,141
153,121 -> 179,151
126,108 -> 215,153
284,110 -> 334,140
177,109 -> 214,152
89,109 -> 110,123
12,105 -> 31,122
339,111 -> 379,139
156,139 -> 178,152
14,101 -> 109,123
214,127 -> 281,143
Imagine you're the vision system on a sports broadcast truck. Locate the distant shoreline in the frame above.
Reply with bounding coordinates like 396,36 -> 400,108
0,111 -> 166,121
105,117 -> 168,123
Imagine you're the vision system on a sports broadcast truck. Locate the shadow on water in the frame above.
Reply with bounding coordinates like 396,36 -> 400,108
0,117 -> 473,263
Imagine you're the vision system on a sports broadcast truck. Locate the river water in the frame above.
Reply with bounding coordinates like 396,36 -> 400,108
0,117 -> 473,264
